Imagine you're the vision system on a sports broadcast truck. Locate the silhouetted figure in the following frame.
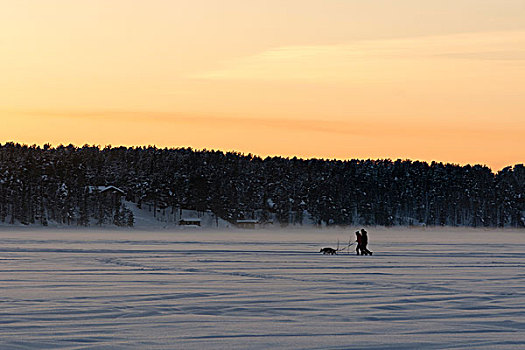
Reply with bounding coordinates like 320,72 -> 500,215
355,231 -> 363,255
360,228 -> 373,255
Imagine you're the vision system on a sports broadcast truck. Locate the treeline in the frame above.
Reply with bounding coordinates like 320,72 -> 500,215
0,143 -> 523,227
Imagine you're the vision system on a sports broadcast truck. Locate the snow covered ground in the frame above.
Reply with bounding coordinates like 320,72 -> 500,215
0,227 -> 524,349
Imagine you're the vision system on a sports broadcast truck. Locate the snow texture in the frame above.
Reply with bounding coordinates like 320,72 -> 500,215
0,228 -> 524,349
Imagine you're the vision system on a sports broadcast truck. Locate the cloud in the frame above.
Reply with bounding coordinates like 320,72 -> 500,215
437,50 -> 525,61
192,31 -> 525,82
5,109 -> 369,136
5,108 -> 523,141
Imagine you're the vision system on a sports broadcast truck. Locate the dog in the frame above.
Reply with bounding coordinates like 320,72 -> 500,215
319,247 -> 337,255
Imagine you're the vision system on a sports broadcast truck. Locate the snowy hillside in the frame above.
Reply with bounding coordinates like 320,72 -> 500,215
125,201 -> 232,229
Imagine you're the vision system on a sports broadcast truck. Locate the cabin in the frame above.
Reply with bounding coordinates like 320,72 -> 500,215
87,185 -> 126,204
88,185 -> 126,196
179,218 -> 202,226
236,219 -> 259,229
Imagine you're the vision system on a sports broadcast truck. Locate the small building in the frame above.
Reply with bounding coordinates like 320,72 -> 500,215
88,185 -> 126,196
87,185 -> 126,204
179,218 -> 201,226
236,219 -> 259,229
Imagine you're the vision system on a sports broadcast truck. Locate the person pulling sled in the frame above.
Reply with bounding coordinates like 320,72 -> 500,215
355,230 -> 363,255
360,228 -> 373,255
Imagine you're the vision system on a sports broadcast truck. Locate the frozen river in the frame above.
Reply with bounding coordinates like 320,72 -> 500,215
0,228 -> 524,349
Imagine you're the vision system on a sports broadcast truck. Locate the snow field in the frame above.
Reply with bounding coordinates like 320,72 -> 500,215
0,228 -> 524,349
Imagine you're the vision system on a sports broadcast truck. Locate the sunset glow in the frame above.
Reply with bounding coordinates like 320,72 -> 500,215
1,0 -> 524,170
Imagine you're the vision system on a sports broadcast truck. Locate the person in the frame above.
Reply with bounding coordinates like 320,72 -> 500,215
355,231 -> 363,255
360,228 -> 373,255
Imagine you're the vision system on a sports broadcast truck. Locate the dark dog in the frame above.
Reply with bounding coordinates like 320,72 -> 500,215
320,247 -> 337,255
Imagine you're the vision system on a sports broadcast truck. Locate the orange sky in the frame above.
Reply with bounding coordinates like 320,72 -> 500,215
1,0 -> 524,170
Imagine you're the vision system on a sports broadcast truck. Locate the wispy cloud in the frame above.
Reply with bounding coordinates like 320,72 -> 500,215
193,31 -> 525,82
436,50 -> 525,61
5,109 -> 523,141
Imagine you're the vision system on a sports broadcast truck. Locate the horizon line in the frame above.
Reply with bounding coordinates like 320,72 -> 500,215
1,141 -> 521,172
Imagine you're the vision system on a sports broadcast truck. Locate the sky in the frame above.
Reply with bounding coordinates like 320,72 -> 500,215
1,0 -> 524,170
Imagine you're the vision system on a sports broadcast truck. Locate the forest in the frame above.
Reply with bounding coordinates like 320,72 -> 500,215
0,143 -> 523,228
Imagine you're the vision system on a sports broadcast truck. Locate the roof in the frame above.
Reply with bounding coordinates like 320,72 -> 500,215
88,186 -> 126,195
180,218 -> 202,222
